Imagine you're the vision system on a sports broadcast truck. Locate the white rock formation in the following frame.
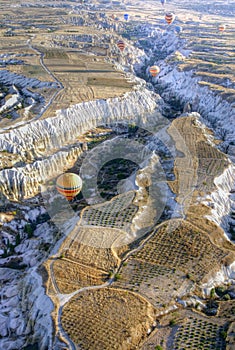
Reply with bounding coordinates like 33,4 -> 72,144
201,261 -> 235,297
0,70 -> 57,90
157,66 -> 235,145
202,164 -> 235,238
0,89 -> 160,200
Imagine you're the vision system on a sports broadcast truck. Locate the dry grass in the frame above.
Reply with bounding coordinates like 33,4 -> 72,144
60,229 -> 120,270
113,258 -> 190,310
44,226 -> 124,297
38,48 -> 134,117
132,219 -> 229,284
167,116 -> 232,238
52,258 -> 107,294
61,287 -> 156,350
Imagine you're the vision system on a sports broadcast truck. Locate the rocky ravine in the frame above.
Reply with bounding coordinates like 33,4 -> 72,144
0,5 -> 235,350
0,88 -> 162,200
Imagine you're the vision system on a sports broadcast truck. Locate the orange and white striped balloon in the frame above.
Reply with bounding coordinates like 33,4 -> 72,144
165,12 -> 175,25
117,39 -> 125,52
218,24 -> 226,32
149,65 -> 160,77
56,173 -> 82,201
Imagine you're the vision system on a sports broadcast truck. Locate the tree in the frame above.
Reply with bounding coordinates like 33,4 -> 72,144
15,233 -> 21,246
114,273 -> 121,281
220,330 -> 227,340
169,319 -> 176,327
210,288 -> 215,299
24,223 -> 34,238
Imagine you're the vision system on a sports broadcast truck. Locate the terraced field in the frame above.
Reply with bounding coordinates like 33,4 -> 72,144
115,219 -> 230,293
42,49 -> 134,117
52,258 -> 107,294
0,1 -> 235,350
113,257 -> 189,309
0,1 -> 135,125
61,288 -> 156,350
142,308 -> 229,350
173,314 -> 227,350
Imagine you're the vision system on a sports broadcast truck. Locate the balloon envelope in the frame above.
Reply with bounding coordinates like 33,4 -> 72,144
218,24 -> 226,31
117,39 -> 125,51
149,65 -> 160,77
56,173 -> 82,201
175,25 -> 182,34
124,13 -> 129,21
165,12 -> 175,25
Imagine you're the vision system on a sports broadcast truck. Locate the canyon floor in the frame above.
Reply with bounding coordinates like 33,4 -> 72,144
0,1 -> 235,350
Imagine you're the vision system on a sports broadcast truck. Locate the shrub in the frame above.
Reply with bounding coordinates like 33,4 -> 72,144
24,223 -> 34,238
114,273 -> 121,281
210,288 -> 215,299
215,286 -> 226,296
220,330 -> 227,339
117,173 -> 125,180
15,233 -> 21,246
222,294 -> 231,301
169,319 -> 176,327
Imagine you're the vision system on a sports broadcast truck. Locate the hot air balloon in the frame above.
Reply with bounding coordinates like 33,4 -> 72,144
218,24 -> 226,32
117,39 -> 125,52
149,65 -> 160,77
161,0 -> 166,6
123,13 -> 129,21
56,173 -> 82,201
165,12 -> 175,25
175,25 -> 182,34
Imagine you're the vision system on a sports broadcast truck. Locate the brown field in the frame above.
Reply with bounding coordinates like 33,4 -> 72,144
59,229 -> 120,269
113,258 -> 190,310
80,191 -> 137,231
141,308 -> 228,350
116,219 -> 230,286
61,287 -> 156,350
0,3 -> 135,125
41,49 -> 134,117
52,258 -> 107,294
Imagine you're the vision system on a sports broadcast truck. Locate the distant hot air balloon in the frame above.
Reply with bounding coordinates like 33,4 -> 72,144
149,65 -> 160,77
175,25 -> 182,34
117,39 -> 125,52
165,12 -> 175,25
161,0 -> 166,6
123,13 -> 129,21
56,173 -> 82,201
218,24 -> 226,32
